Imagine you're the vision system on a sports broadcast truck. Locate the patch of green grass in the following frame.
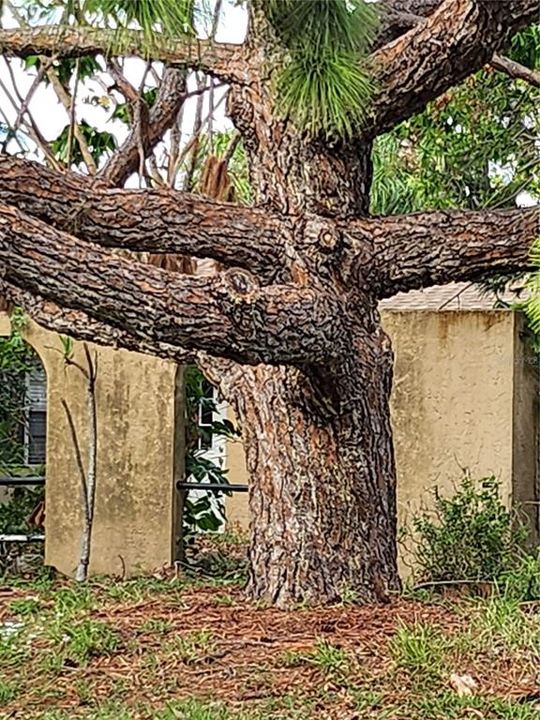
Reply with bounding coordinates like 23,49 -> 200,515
0,624 -> 29,668
472,597 -> 540,654
5,568 -> 55,594
280,639 -> 350,675
154,698 -> 256,719
52,584 -> 96,616
8,595 -> 43,616
166,629 -> 215,663
400,691 -> 540,720
99,577 -> 181,604
139,617 -> 173,635
36,705 -> 135,720
389,621 -> 450,678
213,593 -> 235,607
351,688 -> 384,714
0,678 -> 18,705
48,618 -> 121,664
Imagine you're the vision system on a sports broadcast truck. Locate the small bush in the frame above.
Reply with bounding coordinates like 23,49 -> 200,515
406,474 -> 528,584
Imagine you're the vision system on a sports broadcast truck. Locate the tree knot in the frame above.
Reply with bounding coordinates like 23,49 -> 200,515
223,268 -> 259,298
318,228 -> 341,254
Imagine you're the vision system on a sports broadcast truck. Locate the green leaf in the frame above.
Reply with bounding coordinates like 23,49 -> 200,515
50,120 -> 117,166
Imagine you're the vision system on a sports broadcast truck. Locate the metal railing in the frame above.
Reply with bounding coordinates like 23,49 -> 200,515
0,477 -> 247,544
177,481 -> 248,493
0,475 -> 46,544
0,476 -> 45,487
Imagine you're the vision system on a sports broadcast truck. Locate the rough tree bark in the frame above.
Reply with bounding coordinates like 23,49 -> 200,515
0,0 -> 538,606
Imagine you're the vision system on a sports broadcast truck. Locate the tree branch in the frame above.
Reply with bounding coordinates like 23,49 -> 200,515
490,54 -> 540,88
0,26 -> 249,83
101,67 -> 187,187
0,154 -> 288,275
0,204 -> 344,366
1,285 -> 196,365
357,207 -> 540,297
368,0 -> 539,137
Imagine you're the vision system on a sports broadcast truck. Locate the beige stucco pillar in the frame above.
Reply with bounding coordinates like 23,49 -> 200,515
0,312 -> 183,577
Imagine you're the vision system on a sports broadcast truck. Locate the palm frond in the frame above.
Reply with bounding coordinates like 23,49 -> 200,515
76,0 -> 196,54
265,0 -> 379,138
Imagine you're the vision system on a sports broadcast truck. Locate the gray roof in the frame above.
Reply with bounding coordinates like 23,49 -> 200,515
379,282 -> 525,311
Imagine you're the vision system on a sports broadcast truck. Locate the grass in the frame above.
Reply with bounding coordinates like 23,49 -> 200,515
280,639 -> 351,675
47,618 -> 122,664
166,628 -> 215,663
389,620 -> 451,678
0,572 -> 539,719
0,678 -> 18,705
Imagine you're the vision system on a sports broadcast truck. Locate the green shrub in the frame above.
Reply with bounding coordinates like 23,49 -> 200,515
406,474 -> 528,584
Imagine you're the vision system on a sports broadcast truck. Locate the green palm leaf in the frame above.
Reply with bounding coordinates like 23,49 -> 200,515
265,0 -> 379,138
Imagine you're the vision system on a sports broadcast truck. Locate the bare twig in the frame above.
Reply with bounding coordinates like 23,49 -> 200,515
0,58 -> 61,169
175,91 -> 227,179
183,73 -> 206,191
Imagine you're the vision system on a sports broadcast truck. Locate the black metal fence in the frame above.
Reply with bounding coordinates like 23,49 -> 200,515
0,476 -> 248,544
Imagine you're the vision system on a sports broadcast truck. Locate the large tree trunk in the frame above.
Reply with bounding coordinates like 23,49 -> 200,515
234,326 -> 400,607
218,13 -> 401,605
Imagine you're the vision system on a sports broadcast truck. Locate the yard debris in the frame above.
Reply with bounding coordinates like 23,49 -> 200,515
449,672 -> 478,696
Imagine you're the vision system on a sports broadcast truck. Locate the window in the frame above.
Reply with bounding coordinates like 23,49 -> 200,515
24,363 -> 47,466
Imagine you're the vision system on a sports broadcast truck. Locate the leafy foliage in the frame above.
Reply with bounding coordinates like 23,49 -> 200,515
525,237 -> 540,333
406,475 -> 528,584
183,366 -> 239,536
50,120 -> 117,167
81,0 -> 194,38
0,312 -> 45,544
498,552 -> 540,601
265,0 -> 379,137
0,311 -> 35,470
371,27 -> 539,216
23,55 -> 103,87
24,0 -> 196,49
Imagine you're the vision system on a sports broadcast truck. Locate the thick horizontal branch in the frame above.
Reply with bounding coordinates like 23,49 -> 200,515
0,26 -> 248,83
379,4 -> 540,87
358,207 -> 540,297
0,204 -> 344,366
1,286 -> 196,365
101,67 -> 187,187
0,154 -> 288,275
369,0 -> 539,136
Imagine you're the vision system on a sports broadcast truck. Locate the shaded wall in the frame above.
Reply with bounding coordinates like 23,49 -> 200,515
225,310 -> 539,571
0,313 -> 183,577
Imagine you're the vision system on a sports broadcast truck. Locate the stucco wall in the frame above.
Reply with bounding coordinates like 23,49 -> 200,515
0,313 -> 183,577
2,307 -> 537,577
225,310 -> 539,570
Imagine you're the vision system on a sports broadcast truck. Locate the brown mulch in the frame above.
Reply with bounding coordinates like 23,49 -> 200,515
0,582 -> 538,719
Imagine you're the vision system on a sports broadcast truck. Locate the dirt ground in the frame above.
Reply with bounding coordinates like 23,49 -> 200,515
0,570 -> 539,719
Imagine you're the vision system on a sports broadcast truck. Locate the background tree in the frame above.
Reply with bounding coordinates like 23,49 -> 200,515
0,0 -> 538,607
